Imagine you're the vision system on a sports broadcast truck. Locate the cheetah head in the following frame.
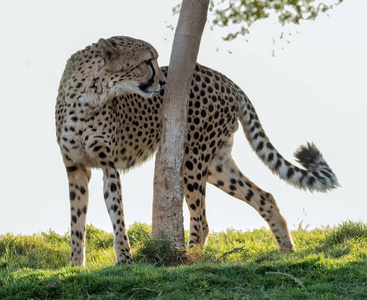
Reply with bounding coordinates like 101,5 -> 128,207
98,37 -> 166,99
70,36 -> 166,110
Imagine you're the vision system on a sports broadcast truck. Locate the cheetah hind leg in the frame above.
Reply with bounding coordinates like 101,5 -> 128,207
207,148 -> 294,252
184,177 -> 210,249
66,164 -> 91,266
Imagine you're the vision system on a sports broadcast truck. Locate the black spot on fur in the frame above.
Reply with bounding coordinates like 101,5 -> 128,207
110,183 -> 117,192
186,161 -> 194,170
70,191 -> 76,201
66,166 -> 78,172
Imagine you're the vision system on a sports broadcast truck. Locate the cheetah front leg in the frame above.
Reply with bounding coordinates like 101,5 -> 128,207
102,164 -> 133,264
84,136 -> 133,264
207,145 -> 294,252
66,164 -> 91,266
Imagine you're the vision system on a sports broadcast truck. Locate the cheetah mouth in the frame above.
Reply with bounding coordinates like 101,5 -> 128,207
138,81 -> 160,96
139,82 -> 153,93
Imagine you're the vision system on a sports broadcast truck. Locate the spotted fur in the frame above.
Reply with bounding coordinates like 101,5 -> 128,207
56,36 -> 338,266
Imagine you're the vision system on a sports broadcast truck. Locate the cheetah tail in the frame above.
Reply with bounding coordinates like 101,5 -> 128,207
238,94 -> 339,192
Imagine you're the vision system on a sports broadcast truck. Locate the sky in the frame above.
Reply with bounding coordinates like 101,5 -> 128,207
0,0 -> 366,236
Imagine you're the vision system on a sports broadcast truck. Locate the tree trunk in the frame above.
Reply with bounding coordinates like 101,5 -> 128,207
152,0 -> 209,250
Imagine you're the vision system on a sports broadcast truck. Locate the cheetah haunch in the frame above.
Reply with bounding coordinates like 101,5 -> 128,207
56,36 -> 338,266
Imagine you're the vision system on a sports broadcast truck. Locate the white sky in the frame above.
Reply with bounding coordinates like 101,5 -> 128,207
0,0 -> 366,235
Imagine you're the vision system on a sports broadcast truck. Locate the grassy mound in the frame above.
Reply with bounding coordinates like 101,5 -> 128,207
1,221 -> 366,299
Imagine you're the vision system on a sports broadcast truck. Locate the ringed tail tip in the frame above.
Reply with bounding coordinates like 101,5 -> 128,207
294,142 -> 340,192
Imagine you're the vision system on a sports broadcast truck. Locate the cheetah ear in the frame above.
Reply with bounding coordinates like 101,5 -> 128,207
98,38 -> 118,61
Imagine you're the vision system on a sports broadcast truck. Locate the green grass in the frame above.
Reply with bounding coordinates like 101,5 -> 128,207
1,221 -> 367,299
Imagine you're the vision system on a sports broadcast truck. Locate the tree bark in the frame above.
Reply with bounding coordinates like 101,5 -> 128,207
152,0 -> 209,250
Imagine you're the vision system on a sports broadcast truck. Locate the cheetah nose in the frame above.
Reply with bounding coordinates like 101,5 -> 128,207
159,80 -> 166,86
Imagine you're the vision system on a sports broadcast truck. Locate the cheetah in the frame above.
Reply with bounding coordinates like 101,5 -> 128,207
56,36 -> 338,266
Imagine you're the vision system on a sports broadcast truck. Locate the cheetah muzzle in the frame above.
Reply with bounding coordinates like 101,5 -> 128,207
138,59 -> 166,97
55,36 -> 338,266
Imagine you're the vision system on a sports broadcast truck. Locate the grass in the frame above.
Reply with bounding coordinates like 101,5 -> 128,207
0,221 -> 366,299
